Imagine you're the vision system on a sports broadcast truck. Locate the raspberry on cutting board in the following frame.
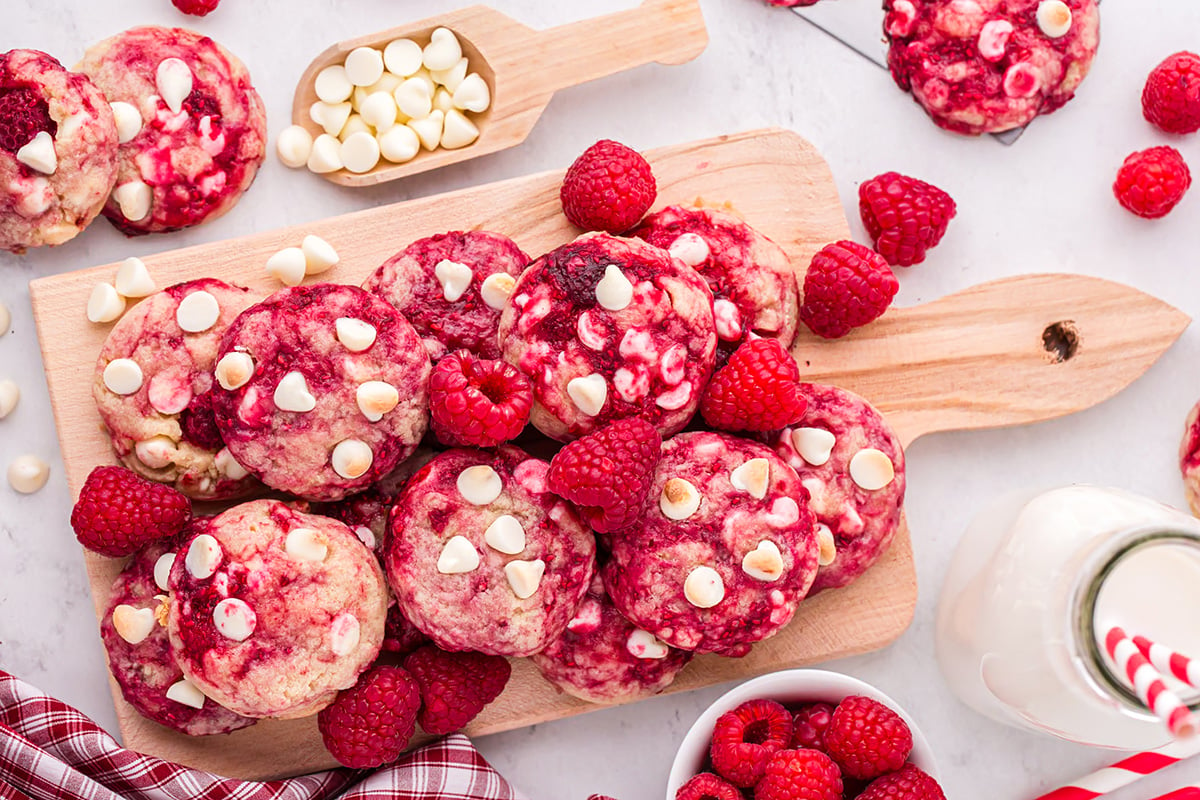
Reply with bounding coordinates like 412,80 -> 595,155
560,139 -> 657,233
823,695 -> 914,781
799,241 -> 899,339
403,645 -> 511,735
317,664 -> 421,768
1113,146 -> 1192,219
70,465 -> 192,557
754,748 -> 843,800
858,172 -> 957,267
710,698 -> 795,787
1142,51 -> 1200,135
430,351 -> 533,448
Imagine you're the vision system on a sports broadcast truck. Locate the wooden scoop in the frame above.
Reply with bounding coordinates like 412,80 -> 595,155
292,0 -> 709,187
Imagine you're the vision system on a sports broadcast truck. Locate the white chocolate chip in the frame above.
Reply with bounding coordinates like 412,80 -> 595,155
437,535 -> 480,574
430,57 -> 468,92
103,358 -> 143,395
394,77 -> 433,120
408,110 -> 445,151
816,524 -> 836,566
165,678 -> 206,709
7,454 -> 48,494
766,496 -> 801,527
656,382 -> 693,412
345,46 -> 385,87
423,28 -> 463,71
433,87 -> 455,113
567,374 -> 607,417
112,180 -> 152,222
434,259 -> 473,302
315,65 -> 353,104
285,527 -> 328,562
668,233 -> 710,267
266,247 -> 307,286
1037,0 -> 1072,37
112,604 -> 156,645
301,235 -> 339,275
336,317 -> 377,352
185,534 -> 222,579
730,458 -> 770,500
156,58 -> 193,114
330,612 -> 361,656
341,114 -> 371,140
660,477 -> 701,520
215,447 -> 249,480
626,628 -> 669,659
109,101 -> 142,143
135,435 -> 175,469
115,257 -> 155,298
331,439 -> 373,479
684,565 -> 724,608
0,379 -> 18,419
595,265 -> 633,311
452,73 -> 490,113
354,526 -> 375,549
440,109 -> 479,150
1003,62 -> 1041,99
359,91 -> 399,132
213,597 -> 256,641
276,125 -> 314,169
480,273 -> 515,310
484,515 -> 526,555
384,38 -> 424,76
215,351 -> 254,390
977,19 -> 1013,61
0,301 -> 8,335
176,290 -> 220,333
307,131 -> 345,172
887,0 -> 917,36
849,448 -> 896,491
340,131 -> 381,174
742,540 -> 785,583
87,283 -> 126,323
378,125 -> 420,163
356,380 -> 399,422
154,553 -> 175,591
457,464 -> 502,505
16,131 -> 56,174
793,427 -> 836,466
713,299 -> 742,341
505,559 -> 546,600
147,372 -> 192,415
274,371 -> 316,413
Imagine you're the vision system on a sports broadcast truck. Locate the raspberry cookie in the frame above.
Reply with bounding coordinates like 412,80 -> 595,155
885,0 -> 1100,135
76,26 -> 266,234
384,446 -> 596,657
362,231 -> 529,361
498,233 -> 717,441
211,284 -> 431,502
93,278 -> 260,500
0,49 -> 118,252
631,206 -> 798,362
769,385 -> 905,594
168,500 -> 388,719
531,576 -> 692,704
1179,401 -> 1200,517
603,432 -> 818,657
101,523 -> 254,735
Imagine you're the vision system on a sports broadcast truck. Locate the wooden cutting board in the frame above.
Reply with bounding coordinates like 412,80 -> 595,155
28,128 -> 1188,779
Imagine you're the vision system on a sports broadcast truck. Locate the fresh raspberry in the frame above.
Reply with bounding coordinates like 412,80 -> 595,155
381,604 -> 430,657
171,0 -> 220,16
560,139 -> 657,233
317,664 -> 420,768
710,698 -> 795,788
754,749 -> 842,800
824,696 -> 913,781
403,645 -> 511,735
700,338 -> 807,433
858,172 -> 957,267
1142,52 -> 1200,135
857,764 -> 946,800
1113,146 -> 1192,219
429,351 -> 532,447
791,703 -> 836,751
70,466 -> 192,557
546,417 -> 662,533
675,773 -> 741,800
799,241 -> 899,339
178,391 -> 224,451
0,87 -> 56,155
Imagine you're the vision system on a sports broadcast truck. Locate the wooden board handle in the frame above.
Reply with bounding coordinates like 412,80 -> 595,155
793,274 -> 1190,448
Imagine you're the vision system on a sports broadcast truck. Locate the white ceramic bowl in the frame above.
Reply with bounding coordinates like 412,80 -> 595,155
666,669 -> 938,799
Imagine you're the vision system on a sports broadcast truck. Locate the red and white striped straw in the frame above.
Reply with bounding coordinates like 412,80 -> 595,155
1105,626 -> 1198,739
1029,737 -> 1200,800
1150,789 -> 1200,800
1133,634 -> 1200,690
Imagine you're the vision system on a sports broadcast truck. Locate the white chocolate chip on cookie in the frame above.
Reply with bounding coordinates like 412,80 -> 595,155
331,439 -> 373,479
730,458 -> 770,500
154,553 -> 175,592
437,534 -> 480,574
336,317 -> 377,352
457,464 -> 502,505
115,257 -> 155,298
113,180 -> 152,222
977,19 -> 1014,61
567,374 -> 607,417
215,447 -> 249,480
480,273 -> 515,310
816,524 -> 837,566
849,448 -> 896,491
330,612 -> 361,656
742,540 -> 785,583
626,628 -> 669,660
88,283 -> 126,323
17,132 -> 56,175
109,101 -> 142,143
713,299 -> 743,341
176,290 -> 220,333
103,358 -> 143,395
505,558 -> 546,600
660,478 -> 701,520
655,381 -> 693,411
112,604 -> 156,645
668,233 -> 710,267
484,515 -> 526,555
595,265 -> 634,311
356,380 -> 399,422
165,678 -> 206,709
147,371 -> 192,415
1037,0 -> 1072,37
435,259 -> 473,302
286,527 -> 329,562
792,427 -> 836,467
213,597 -> 256,641
274,371 -> 316,413
155,58 -> 193,114
185,533 -> 222,579
135,435 -> 176,469
684,565 -> 725,608
215,351 -> 254,391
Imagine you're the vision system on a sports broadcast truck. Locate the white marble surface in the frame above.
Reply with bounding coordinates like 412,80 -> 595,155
3,1 -> 1200,798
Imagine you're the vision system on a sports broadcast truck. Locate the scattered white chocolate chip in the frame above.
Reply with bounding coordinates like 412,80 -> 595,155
330,612 -> 361,656
626,628 -> 669,660
165,678 -> 206,709
112,604 -> 156,645
408,110 -> 445,151
7,454 -> 48,494
452,73 -> 490,113
977,19 -> 1013,61
135,435 -> 175,469
156,58 -> 193,114
668,233 -> 710,266
433,87 -> 455,113
480,273 -> 515,310
742,540 -> 785,583
301,234 -> 339,275
423,28 -> 463,71
567,374 -> 607,417
440,109 -> 479,149
384,38 -> 424,76
684,565 -> 725,609
176,290 -> 220,333
115,257 -> 155,298
336,317 -> 377,352
345,46 -> 385,87
87,283 -> 126,323
113,180 -> 152,222
816,524 -> 836,567
430,58 -> 468,92
307,133 -> 345,173
315,64 -> 354,104
505,558 -> 546,600
793,427 -> 836,467
331,439 -> 373,479
849,448 -> 896,491
185,533 -> 222,579
359,90 -> 399,132
437,535 -> 480,574
435,259 -> 473,302
103,358 -> 143,395
660,477 -> 701,520
378,124 -> 421,163
1037,0 -> 1072,37
0,301 -> 8,335
109,101 -> 142,143
276,125 -> 314,168
595,265 -> 633,311
458,464 -> 502,505
215,351 -> 254,390
484,515 -> 526,555
215,447 -> 249,480
213,597 -> 256,641
0,379 -> 18,419
266,246 -> 308,286
154,553 -> 176,592
356,380 -> 399,422
16,131 -> 56,174
274,371 -> 317,413
730,458 -> 770,500
394,77 -> 433,120
340,130 -> 381,174
286,527 -> 328,562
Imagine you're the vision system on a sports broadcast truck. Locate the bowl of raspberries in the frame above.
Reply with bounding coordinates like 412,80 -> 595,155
667,669 -> 941,800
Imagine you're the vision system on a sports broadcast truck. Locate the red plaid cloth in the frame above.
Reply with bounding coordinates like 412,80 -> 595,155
0,670 -> 523,800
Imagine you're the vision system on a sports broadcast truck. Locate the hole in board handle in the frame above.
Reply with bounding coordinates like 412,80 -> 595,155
1042,320 -> 1080,363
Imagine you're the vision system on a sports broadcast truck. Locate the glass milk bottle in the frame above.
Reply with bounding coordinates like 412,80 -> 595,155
936,486 -> 1200,750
